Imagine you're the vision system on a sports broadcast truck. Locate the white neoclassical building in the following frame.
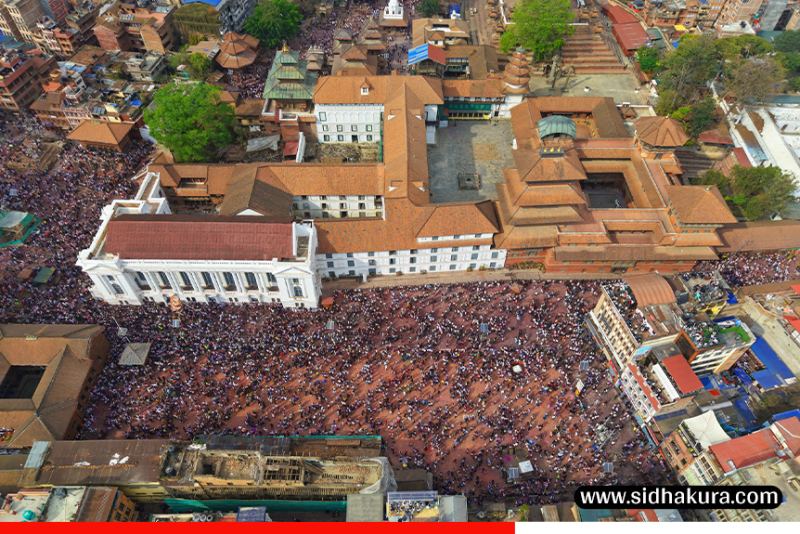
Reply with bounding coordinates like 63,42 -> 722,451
77,173 -> 321,309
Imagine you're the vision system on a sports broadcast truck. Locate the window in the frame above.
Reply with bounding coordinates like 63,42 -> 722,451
157,272 -> 170,288
471,253 -> 479,260
291,278 -> 300,284
245,272 -> 257,288
324,135 -> 330,142
390,258 -> 396,265
349,270 -> 356,276
410,267 -> 416,272
292,203 -> 299,210
337,125 -> 343,132
450,254 -> 458,261
368,252 -> 375,257
431,248 -> 438,253
321,203 -> 328,209
491,252 -> 499,259
223,272 -> 235,288
327,261 -> 334,268
322,125 -> 329,132
347,253 -> 354,258
432,236 -> 439,241
358,195 -> 366,201
201,272 -> 214,288
430,265 -> 436,271
472,245 -> 480,251
430,255 -> 437,262
106,275 -> 115,282
304,212 -> 311,218
319,112 -> 326,121
411,249 -> 418,254
340,196 -> 346,200
351,125 -> 358,131
347,260 -> 355,267
293,286 -> 303,297
454,235 -> 461,240
451,247 -> 458,252
390,268 -> 396,273
338,135 -> 344,142
490,262 -> 496,268
326,254 -> 333,259
361,87 -> 369,95
329,271 -> 336,277
389,250 -> 397,256
322,212 -> 329,218
469,263 -> 476,270
179,272 -> 191,287
368,259 -> 376,266
449,264 -> 457,270
112,283 -> 124,295
366,124 -> 373,132
410,257 -> 417,264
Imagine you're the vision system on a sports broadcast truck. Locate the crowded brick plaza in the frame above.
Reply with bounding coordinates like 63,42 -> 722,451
1,115 -> 799,507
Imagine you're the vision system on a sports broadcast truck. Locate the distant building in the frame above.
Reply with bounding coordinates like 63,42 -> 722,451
66,120 -> 134,151
0,49 -> 56,112
379,0 -> 408,29
0,324 -> 109,448
93,2 -> 175,54
0,486 -> 137,522
177,0 -> 257,38
411,17 -> 471,47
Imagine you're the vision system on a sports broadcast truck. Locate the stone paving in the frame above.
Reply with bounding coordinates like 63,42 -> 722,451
428,119 -> 516,203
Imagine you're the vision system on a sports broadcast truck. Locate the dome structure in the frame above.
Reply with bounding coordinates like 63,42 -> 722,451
537,115 -> 577,139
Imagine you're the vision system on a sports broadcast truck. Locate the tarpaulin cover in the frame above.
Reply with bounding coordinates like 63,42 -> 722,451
751,337 -> 797,384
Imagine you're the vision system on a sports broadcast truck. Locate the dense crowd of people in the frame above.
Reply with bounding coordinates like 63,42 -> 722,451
1,112 -> 799,506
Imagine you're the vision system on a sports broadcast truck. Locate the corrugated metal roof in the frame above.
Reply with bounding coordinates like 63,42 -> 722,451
662,355 -> 703,394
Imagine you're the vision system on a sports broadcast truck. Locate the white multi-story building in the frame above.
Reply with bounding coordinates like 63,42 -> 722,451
77,173 -> 321,309
292,194 -> 383,219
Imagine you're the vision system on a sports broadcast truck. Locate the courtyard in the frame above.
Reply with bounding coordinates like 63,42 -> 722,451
427,119 -> 516,203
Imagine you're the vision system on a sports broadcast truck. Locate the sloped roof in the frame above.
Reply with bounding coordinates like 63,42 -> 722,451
314,74 -> 443,105
635,116 -> 690,147
119,343 -> 151,365
218,165 -> 293,217
680,410 -> 731,448
441,79 -> 504,98
662,355 -> 703,394
665,185 -> 737,224
66,121 -> 133,146
104,215 -> 296,261
538,115 -> 577,139
709,428 -> 780,471
624,273 -> 676,306
715,220 -> 800,252
413,201 -> 499,238
513,142 -> 586,183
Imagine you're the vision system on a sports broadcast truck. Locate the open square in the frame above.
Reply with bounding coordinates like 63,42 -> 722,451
427,120 -> 516,203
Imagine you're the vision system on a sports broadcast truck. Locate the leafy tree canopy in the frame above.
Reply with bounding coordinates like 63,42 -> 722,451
499,0 -> 574,60
714,34 -> 773,60
726,57 -> 784,103
244,0 -> 303,49
685,96 -> 718,137
659,34 -> 719,109
418,0 -> 441,18
701,165 -> 796,220
636,45 -> 663,74
773,30 -> 800,54
143,83 -> 235,163
189,52 -> 212,80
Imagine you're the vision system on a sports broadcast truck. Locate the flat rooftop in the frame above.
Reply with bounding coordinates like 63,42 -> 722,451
427,120 -> 515,203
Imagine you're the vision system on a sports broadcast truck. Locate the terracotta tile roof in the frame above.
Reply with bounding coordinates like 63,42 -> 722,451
662,354 -> 703,394
624,273 -> 676,306
314,75 -> 443,105
218,166 -> 293,217
104,215 -> 296,261
699,128 -> 734,146
493,223 -> 559,249
672,232 -> 724,247
444,45 -> 499,79
513,142 -> 586,183
76,487 -> 117,522
635,116 -> 690,147
773,417 -> 800,456
383,84 -> 430,205
413,201 -> 500,237
315,198 -> 493,254
554,245 -> 718,262
341,44 -> 368,60
665,185 -> 737,224
216,48 -> 257,69
442,79 -> 504,98
709,428 -> 780,470
66,121 -> 133,146
715,220 -> 800,252
0,324 -> 106,448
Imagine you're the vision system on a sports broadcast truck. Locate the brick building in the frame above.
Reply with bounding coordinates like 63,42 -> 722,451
0,49 -> 55,112
93,2 -> 174,54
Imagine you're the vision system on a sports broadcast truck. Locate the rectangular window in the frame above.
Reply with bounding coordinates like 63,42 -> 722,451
469,263 -> 476,269
368,252 -> 375,257
324,135 -> 330,142
410,257 -> 417,264
351,125 -> 357,131
245,272 -> 257,288
491,252 -> 499,259
390,268 -> 396,273
431,248 -> 438,253
490,262 -> 496,268
368,259 -> 376,266
430,265 -> 436,271
326,254 -> 333,259
450,264 -> 457,270
451,247 -> 458,252
319,112 -> 327,121
223,272 -> 235,288
430,256 -> 437,262
450,254 -> 458,261
338,135 -> 344,142
347,260 -> 355,267
347,253 -> 354,258
472,245 -> 480,251
322,125 -> 329,131
432,236 -> 439,241
390,258 -> 396,265
293,286 -> 303,297
471,253 -> 479,260
367,135 -> 373,141
327,261 -> 334,268
410,267 -> 416,272
179,272 -> 192,287
201,272 -> 213,288
366,125 -> 373,132
157,272 -> 170,287
337,125 -> 343,132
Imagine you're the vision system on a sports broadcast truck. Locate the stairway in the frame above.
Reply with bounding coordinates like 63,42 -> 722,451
558,31 -> 628,74
675,149 -> 724,182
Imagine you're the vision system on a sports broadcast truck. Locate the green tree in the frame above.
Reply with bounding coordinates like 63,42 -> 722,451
189,52 -> 212,80
773,30 -> 800,54
778,51 -> 800,73
244,0 -> 303,49
636,46 -> 663,74
715,34 -> 773,60
788,76 -> 800,92
685,96 -> 718,137
418,0 -> 441,17
143,83 -> 235,163
725,57 -> 784,103
704,165 -> 796,220
660,34 -> 719,109
499,0 -> 574,60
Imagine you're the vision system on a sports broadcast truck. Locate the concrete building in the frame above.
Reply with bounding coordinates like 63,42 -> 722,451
0,486 -> 137,522
0,48 -> 55,112
2,0 -> 45,44
0,324 -> 109,448
660,410 -> 732,484
179,0 -> 256,37
77,172 -> 321,308
93,2 -> 174,54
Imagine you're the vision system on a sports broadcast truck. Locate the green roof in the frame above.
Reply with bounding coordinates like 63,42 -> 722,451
263,50 -> 316,101
537,115 -> 577,139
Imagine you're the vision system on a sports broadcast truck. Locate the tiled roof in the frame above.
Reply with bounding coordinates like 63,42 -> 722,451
662,354 -> 703,394
715,220 -> 800,252
665,185 -> 737,224
709,428 -> 780,471
104,215 -> 296,261
554,245 -> 718,261
442,79 -> 504,98
216,48 -> 256,69
314,74 -> 443,105
413,201 -> 500,237
635,116 -> 690,147
772,417 -> 800,456
66,121 -> 133,146
0,324 -> 106,448
218,165 -> 293,217
513,142 -> 586,183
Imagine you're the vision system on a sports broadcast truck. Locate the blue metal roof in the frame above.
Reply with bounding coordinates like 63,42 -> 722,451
773,409 -> 800,422
183,0 -> 222,6
751,337 -> 796,383
408,45 -> 430,66
752,369 -> 783,390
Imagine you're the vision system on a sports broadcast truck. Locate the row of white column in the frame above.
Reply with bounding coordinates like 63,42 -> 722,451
137,270 -> 277,298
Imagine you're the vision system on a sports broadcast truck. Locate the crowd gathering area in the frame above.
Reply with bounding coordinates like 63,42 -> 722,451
2,113 -> 800,507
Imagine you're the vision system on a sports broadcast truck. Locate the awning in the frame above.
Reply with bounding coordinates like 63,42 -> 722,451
33,267 -> 55,284
445,102 -> 492,111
